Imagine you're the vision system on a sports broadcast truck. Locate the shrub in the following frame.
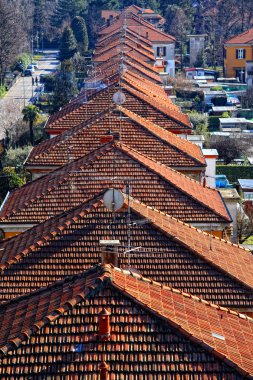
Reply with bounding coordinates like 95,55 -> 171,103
2,145 -> 32,168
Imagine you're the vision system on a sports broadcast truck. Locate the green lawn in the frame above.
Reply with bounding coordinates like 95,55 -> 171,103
242,236 -> 253,244
0,86 -> 7,98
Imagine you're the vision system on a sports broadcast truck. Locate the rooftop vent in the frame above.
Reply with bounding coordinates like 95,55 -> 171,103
100,361 -> 109,380
99,308 -> 111,341
100,240 -> 120,267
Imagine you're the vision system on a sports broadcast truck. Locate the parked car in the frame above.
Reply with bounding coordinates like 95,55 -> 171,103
27,65 -> 35,72
23,69 -> 33,76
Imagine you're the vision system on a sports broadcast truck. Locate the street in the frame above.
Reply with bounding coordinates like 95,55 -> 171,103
0,50 -> 59,140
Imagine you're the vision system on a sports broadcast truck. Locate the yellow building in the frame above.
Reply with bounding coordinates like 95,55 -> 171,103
224,28 -> 253,82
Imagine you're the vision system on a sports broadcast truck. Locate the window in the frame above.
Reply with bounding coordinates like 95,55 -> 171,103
156,46 -> 166,57
236,49 -> 246,59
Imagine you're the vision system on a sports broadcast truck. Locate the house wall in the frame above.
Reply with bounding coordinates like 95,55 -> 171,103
152,43 -> 175,76
224,44 -> 253,79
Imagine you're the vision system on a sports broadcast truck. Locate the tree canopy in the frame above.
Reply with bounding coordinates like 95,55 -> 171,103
59,27 -> 78,61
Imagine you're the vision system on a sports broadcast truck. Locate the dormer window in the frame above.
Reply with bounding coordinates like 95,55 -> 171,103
236,49 -> 246,59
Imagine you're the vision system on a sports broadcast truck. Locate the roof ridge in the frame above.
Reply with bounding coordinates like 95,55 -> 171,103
115,142 -> 229,221
4,142 -> 116,219
0,264 -> 112,355
0,195 -> 106,271
122,82 -> 191,128
117,106 -> 205,165
128,195 -> 245,251
111,265 -> 253,322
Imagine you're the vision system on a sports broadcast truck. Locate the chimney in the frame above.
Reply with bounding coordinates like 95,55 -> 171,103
100,361 -> 109,380
99,308 -> 111,341
100,135 -> 114,145
146,31 -> 149,39
100,240 -> 120,267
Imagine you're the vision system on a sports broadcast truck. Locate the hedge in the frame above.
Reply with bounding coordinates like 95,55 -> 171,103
216,165 -> 253,183
208,116 -> 220,130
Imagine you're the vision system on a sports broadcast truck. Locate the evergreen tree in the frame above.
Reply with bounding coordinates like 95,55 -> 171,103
59,27 -> 78,61
50,60 -> 78,113
71,16 -> 88,54
33,0 -> 46,34
52,0 -> 88,28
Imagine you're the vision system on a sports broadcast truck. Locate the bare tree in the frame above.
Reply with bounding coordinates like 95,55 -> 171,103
237,201 -> 253,244
0,0 -> 29,82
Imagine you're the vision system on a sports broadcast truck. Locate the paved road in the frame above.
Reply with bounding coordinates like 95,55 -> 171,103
0,50 -> 59,140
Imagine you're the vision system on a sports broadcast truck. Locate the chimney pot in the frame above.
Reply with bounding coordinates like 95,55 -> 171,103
100,361 -> 109,380
99,308 -> 111,341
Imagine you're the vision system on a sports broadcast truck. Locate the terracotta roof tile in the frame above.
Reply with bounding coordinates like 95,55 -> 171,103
5,142 -> 229,225
0,264 -> 253,376
97,26 -> 153,49
45,78 -> 191,135
94,41 -> 155,63
98,12 -> 176,43
0,193 -> 248,307
225,28 -> 253,44
29,108 -> 203,169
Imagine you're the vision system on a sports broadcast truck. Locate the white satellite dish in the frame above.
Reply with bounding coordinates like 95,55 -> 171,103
103,189 -> 124,211
112,91 -> 126,105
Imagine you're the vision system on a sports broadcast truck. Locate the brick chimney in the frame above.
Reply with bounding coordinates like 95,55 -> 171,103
99,308 -> 111,341
100,240 -> 120,267
100,361 -> 109,380
100,135 -> 114,145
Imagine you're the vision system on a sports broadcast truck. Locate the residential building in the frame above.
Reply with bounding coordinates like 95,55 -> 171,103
224,28 -> 253,82
0,193 -> 249,311
1,264 -> 253,377
0,142 -> 230,238
238,179 -> 253,200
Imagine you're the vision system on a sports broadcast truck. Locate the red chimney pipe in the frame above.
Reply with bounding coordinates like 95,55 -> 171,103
100,135 -> 114,145
99,308 -> 111,341
100,361 -> 109,380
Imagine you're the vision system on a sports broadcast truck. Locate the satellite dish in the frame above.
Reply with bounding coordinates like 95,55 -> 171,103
112,91 -> 126,105
103,189 -> 124,211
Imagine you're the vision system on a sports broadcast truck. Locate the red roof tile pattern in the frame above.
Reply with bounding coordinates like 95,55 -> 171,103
6,142 -> 228,224
98,12 -> 176,43
94,57 -> 162,83
45,79 -> 191,135
0,194 -> 249,306
28,108 -> 203,170
0,264 -> 253,377
94,33 -> 154,58
94,41 -> 155,63
225,28 -> 253,44
97,27 -> 153,50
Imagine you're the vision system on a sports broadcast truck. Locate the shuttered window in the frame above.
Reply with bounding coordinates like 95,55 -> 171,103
236,49 -> 246,59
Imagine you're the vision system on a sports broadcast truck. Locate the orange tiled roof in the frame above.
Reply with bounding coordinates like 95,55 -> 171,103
122,81 -> 191,128
29,107 -> 203,169
45,80 -> 191,135
0,264 -> 253,376
93,41 -> 155,63
0,193 -> 249,307
94,33 -> 154,57
3,142 -> 228,225
225,28 -> 253,44
94,57 -> 162,83
97,26 -> 153,49
98,12 -> 176,43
